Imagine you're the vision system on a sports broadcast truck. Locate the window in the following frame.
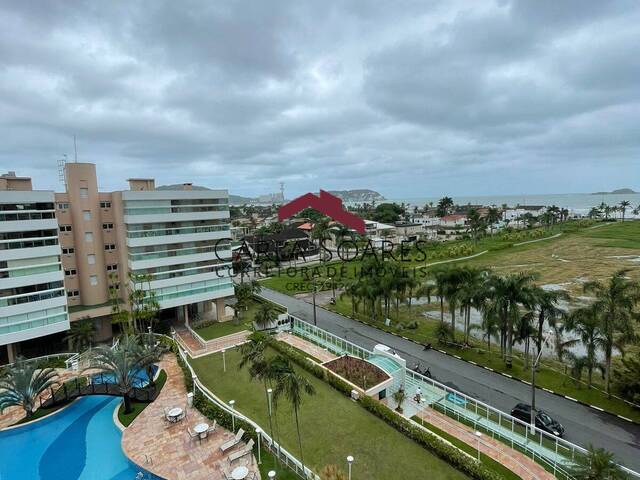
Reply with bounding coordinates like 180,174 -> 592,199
62,247 -> 75,255
109,283 -> 120,291
104,244 -> 116,251
83,210 -> 91,221
80,188 -> 89,199
66,289 -> 79,298
89,275 -> 98,286
100,201 -> 111,208
64,269 -> 77,276
106,264 -> 118,272
102,223 -> 114,230
87,254 -> 96,265
85,232 -> 93,242
59,225 -> 72,232
57,203 -> 69,210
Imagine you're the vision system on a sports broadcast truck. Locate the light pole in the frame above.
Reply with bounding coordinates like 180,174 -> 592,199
330,276 -> 335,301
268,471 -> 276,479
312,275 -> 317,326
229,400 -> 236,432
347,455 -> 354,480
475,431 -> 482,462
531,329 -> 554,433
222,349 -> 226,373
255,428 -> 262,464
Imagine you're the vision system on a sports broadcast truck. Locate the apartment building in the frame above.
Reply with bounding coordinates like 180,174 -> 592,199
0,172 -> 69,363
1,163 -> 233,363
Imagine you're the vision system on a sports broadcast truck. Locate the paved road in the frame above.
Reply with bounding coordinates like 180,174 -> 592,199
261,287 -> 640,472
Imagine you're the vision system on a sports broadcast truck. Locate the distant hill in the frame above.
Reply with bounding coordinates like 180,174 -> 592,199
591,188 -> 637,195
157,184 -> 211,191
328,189 -> 385,203
229,194 -> 254,205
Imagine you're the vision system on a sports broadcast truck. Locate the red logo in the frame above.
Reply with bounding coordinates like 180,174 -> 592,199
278,190 -> 366,234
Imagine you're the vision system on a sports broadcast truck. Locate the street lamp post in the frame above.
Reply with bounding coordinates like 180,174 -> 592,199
330,276 -> 335,301
531,329 -> 554,433
229,400 -> 236,432
267,471 -> 276,479
347,455 -> 354,480
312,276 -> 317,326
222,349 -> 226,373
255,428 -> 262,464
475,431 -> 482,462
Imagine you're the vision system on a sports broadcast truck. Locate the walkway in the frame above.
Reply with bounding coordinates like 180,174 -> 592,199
412,404 -> 556,480
275,332 -> 337,363
122,354 -> 260,480
175,327 -> 251,358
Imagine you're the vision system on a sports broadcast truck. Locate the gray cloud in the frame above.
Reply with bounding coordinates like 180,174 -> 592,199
0,0 -> 638,197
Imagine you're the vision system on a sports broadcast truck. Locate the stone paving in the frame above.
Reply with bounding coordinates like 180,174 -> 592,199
122,354 -> 260,480
412,404 -> 556,480
275,332 -> 338,363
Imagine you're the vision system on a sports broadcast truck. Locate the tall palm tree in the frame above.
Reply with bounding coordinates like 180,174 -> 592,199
484,273 -> 537,368
254,302 -> 277,330
0,358 -> 59,419
565,304 -> 606,388
88,335 -> 154,414
568,445 -> 627,480
273,357 -> 316,475
442,268 -> 466,341
456,267 -> 487,344
513,311 -> 536,368
583,270 -> 640,394
64,317 -> 96,352
619,200 -> 631,222
529,287 -> 567,358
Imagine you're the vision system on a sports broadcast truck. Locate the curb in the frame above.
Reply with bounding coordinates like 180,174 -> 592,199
325,306 -> 640,427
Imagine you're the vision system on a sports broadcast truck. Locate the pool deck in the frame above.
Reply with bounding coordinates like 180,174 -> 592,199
122,354 -> 260,480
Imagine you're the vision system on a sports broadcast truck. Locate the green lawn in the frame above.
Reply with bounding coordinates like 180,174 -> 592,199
190,347 -> 468,480
194,297 -> 286,341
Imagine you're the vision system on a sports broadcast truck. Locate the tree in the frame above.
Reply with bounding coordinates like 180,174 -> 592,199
588,207 -> 602,220
583,271 -> 639,394
311,218 -> 332,262
486,207 -> 501,234
436,196 -> 454,217
254,302 -> 277,330
529,287 -> 567,359
88,335 -> 155,414
467,208 -> 485,243
392,388 -> 406,413
441,268 -> 467,342
568,445 -> 627,480
0,358 -> 59,419
612,353 -> 640,403
565,304 -> 606,388
619,200 -> 631,222
64,317 -> 96,352
273,357 -> 316,475
128,272 -> 160,334
234,280 -> 262,323
484,273 -> 537,368
371,203 -> 403,224
456,267 -> 487,344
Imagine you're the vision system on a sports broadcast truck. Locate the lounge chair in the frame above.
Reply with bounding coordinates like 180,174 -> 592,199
220,428 -> 245,452
187,427 -> 199,441
228,439 -> 255,463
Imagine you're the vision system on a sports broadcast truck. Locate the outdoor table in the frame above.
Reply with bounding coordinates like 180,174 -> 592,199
194,422 -> 209,439
167,407 -> 183,422
231,466 -> 249,479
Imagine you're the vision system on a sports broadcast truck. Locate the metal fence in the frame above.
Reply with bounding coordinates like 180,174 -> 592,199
289,316 -> 640,480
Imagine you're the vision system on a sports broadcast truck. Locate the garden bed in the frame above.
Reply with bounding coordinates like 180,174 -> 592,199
323,355 -> 389,390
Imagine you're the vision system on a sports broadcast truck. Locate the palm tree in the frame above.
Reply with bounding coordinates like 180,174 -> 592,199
456,267 -> 487,344
88,335 -> 155,414
486,207 -> 501,234
64,317 -> 96,352
484,273 -> 537,368
588,207 -> 602,220
442,268 -> 466,341
513,311 -> 536,368
392,388 -> 406,413
0,358 -> 59,419
273,357 -> 316,475
619,200 -> 631,222
568,445 -> 627,480
583,270 -> 640,394
436,196 -> 454,217
565,304 -> 606,388
529,287 -> 567,359
254,302 -> 277,330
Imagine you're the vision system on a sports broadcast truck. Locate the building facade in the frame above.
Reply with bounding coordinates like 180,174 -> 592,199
0,164 -> 233,363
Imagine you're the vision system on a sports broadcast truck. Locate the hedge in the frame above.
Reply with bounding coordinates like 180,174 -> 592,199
265,336 -> 504,480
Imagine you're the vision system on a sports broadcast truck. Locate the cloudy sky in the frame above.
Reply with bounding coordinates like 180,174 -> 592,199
1,1 -> 639,199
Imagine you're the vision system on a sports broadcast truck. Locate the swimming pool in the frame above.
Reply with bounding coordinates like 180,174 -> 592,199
91,365 -> 158,389
0,396 -> 161,479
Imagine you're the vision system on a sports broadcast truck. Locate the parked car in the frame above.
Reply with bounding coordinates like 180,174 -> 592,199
510,403 -> 565,437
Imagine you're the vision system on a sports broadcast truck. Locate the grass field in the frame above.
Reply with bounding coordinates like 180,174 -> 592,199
190,347 -> 468,480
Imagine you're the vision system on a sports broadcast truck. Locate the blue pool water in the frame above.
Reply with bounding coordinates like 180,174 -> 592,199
91,365 -> 158,389
0,396 -> 159,480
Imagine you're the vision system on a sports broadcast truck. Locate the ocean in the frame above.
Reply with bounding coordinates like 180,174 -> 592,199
390,193 -> 640,216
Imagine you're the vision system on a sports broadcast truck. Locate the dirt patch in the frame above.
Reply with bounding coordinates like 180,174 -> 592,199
324,355 -> 389,390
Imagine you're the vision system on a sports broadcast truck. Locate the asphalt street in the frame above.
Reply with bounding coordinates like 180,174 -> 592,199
260,287 -> 640,472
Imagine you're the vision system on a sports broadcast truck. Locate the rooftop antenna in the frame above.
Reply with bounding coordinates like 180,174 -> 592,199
279,181 -> 285,202
73,135 -> 78,162
57,154 -> 68,189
